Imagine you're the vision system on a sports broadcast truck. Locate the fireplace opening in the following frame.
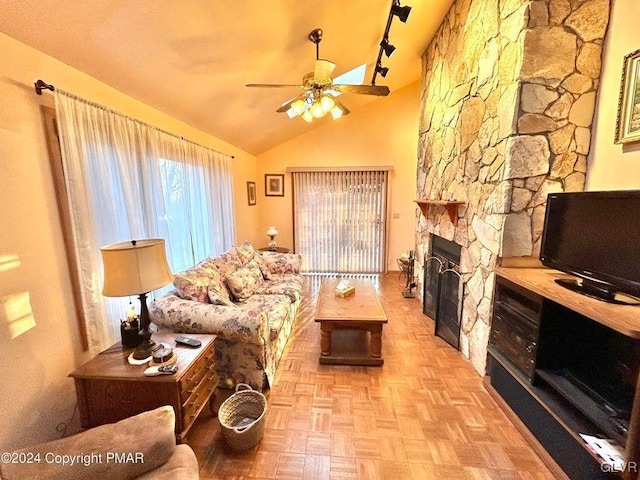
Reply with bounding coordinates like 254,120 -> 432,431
423,235 -> 464,350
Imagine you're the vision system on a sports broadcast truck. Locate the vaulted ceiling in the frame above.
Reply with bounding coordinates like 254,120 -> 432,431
0,0 -> 454,155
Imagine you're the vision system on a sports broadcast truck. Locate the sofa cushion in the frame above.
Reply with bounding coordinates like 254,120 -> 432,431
259,251 -> 302,274
225,259 -> 264,302
0,406 -> 177,480
242,294 -> 291,341
255,274 -> 303,303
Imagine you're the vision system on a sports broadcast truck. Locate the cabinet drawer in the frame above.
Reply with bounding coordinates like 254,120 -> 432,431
179,345 -> 215,402
181,365 -> 219,430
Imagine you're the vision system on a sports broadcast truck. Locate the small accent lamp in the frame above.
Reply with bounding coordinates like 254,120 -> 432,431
101,239 -> 173,360
266,226 -> 279,251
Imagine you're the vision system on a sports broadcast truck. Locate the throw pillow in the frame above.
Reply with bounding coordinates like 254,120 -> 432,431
253,252 -> 272,280
173,261 -> 218,303
212,247 -> 243,280
236,240 -> 256,265
225,260 -> 264,302
207,287 -> 239,308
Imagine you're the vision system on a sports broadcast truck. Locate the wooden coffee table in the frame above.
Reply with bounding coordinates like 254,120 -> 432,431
314,278 -> 388,366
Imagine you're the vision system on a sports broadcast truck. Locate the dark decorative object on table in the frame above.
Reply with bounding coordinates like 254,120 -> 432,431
120,319 -> 141,348
400,250 -> 416,298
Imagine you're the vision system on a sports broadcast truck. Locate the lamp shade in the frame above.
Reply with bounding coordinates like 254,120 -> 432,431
101,239 -> 172,297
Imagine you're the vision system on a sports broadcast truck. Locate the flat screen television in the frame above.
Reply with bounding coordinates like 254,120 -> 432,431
539,190 -> 640,304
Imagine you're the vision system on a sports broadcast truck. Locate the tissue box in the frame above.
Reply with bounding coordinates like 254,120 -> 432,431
335,286 -> 356,298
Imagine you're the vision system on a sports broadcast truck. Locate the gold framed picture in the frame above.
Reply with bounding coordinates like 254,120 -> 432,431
247,181 -> 256,206
615,49 -> 640,144
265,174 -> 284,197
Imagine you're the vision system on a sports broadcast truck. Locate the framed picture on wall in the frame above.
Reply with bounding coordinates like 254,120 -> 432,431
615,49 -> 640,144
247,181 -> 256,206
265,174 -> 285,197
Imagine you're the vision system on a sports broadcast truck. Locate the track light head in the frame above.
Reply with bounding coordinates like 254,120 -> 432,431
380,38 -> 396,57
375,64 -> 389,78
391,3 -> 412,23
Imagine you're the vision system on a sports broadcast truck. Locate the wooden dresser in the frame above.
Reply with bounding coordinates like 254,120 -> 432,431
69,332 -> 218,442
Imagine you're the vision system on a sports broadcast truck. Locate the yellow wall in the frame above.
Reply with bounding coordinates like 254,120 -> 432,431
256,81 -> 421,271
587,1 -> 640,190
0,32 -> 258,450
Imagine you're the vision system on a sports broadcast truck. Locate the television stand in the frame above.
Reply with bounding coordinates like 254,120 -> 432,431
555,278 -> 640,306
487,267 -> 640,479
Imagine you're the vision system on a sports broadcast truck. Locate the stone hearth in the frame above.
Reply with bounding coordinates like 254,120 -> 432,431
415,0 -> 611,374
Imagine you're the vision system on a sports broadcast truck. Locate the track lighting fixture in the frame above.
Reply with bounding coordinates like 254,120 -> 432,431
391,2 -> 412,23
375,64 -> 389,78
370,1 -> 411,85
380,38 -> 396,57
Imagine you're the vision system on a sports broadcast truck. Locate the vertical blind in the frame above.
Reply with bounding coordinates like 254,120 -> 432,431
292,170 -> 389,273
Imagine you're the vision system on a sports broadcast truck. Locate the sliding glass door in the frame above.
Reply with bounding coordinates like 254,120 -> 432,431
292,169 -> 389,274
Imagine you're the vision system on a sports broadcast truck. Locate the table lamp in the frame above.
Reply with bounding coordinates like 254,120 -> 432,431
266,226 -> 279,250
101,239 -> 173,360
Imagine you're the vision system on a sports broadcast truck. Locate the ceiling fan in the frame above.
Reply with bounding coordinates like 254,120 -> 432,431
246,28 -> 390,122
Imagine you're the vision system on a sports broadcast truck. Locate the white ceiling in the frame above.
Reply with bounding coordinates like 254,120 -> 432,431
0,0 -> 454,155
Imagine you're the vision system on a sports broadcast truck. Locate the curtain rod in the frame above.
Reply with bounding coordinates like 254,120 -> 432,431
33,79 -> 235,159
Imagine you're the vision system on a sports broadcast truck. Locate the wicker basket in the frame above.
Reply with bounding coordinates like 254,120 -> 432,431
218,383 -> 267,451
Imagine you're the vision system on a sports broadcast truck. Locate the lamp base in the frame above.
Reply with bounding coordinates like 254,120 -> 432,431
131,330 -> 157,360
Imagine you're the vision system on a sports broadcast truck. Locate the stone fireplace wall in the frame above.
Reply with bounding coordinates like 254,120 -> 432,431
415,0 -> 611,375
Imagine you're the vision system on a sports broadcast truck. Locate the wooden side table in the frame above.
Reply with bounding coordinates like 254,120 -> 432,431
69,332 -> 218,442
257,246 -> 291,253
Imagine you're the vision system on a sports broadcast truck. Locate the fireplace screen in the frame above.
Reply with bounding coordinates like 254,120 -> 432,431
423,235 -> 464,350
435,268 -> 464,350
423,256 -> 443,320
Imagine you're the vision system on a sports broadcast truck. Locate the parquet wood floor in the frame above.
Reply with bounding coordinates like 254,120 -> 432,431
187,274 -> 555,479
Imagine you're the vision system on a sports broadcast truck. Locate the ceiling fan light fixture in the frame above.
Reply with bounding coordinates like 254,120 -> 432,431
310,101 -> 327,118
290,99 -> 307,116
330,105 -> 346,119
380,38 -> 396,57
301,110 -> 313,122
320,94 -> 336,112
391,3 -> 412,23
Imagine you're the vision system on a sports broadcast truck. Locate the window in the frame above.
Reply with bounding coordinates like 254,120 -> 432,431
48,91 -> 235,351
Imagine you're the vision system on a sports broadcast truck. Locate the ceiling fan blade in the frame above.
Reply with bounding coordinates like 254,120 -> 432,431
276,93 -> 308,113
314,59 -> 336,85
333,84 -> 390,96
246,83 -> 305,88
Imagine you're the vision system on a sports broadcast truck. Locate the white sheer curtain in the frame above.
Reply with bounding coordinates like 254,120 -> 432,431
292,169 -> 389,274
55,90 -> 235,352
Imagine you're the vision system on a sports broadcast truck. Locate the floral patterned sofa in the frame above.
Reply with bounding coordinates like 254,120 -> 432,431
149,241 -> 302,390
